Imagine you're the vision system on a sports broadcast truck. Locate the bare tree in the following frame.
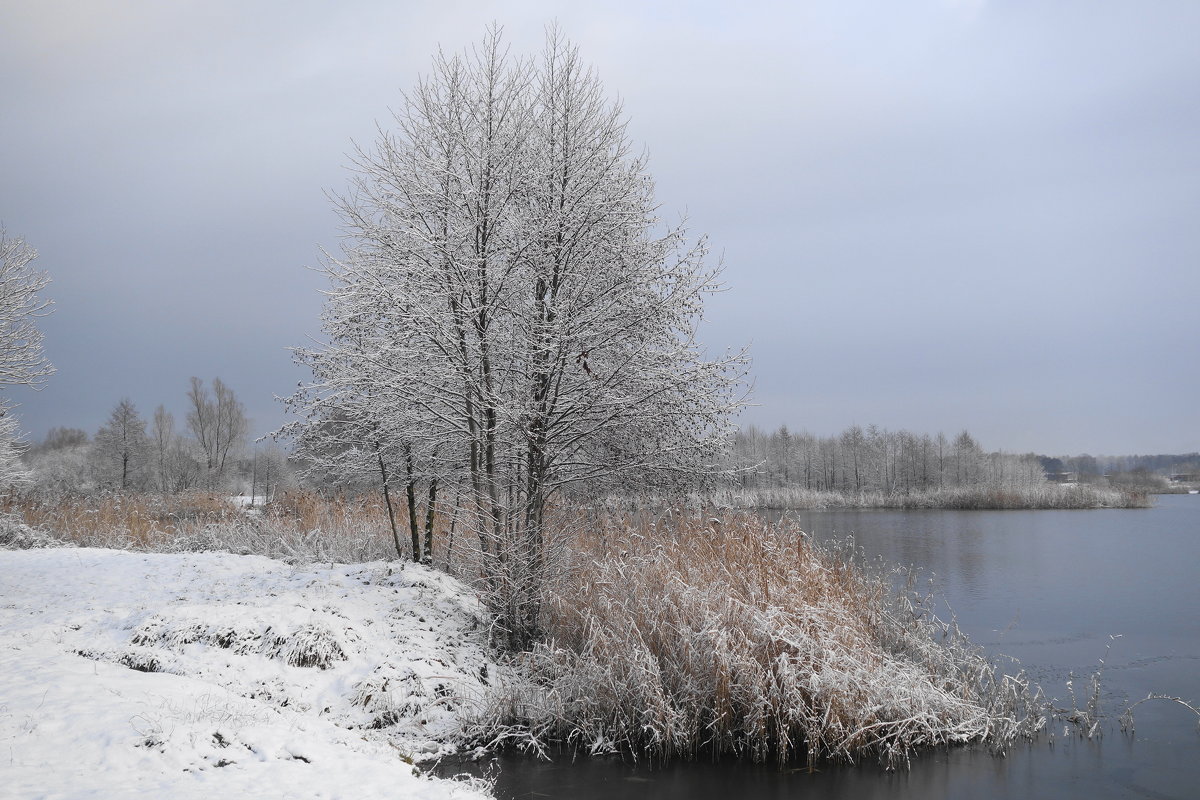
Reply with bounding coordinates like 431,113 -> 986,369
31,427 -> 88,453
287,26 -> 748,646
93,399 -> 150,490
151,405 -> 175,493
186,377 -> 248,489
245,444 -> 289,505
953,430 -> 982,486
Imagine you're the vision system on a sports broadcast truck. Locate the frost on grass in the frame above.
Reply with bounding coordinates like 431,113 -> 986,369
476,513 -> 1044,769
129,612 -> 349,670
0,547 -> 497,799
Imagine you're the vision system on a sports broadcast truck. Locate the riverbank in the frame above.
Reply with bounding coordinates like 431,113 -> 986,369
1,502 -> 1046,779
0,544 -> 495,799
703,484 -> 1151,510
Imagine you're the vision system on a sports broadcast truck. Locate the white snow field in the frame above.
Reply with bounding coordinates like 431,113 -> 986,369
0,546 -> 497,799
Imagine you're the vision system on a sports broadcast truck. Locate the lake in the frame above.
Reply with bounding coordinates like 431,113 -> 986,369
449,494 -> 1199,799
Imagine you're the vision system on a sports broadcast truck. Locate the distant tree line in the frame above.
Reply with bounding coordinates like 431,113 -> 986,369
1038,452 -> 1200,491
1039,453 -> 1200,478
728,424 -> 1047,494
22,377 -> 289,497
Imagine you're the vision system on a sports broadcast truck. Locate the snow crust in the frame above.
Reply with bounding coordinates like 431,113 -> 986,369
0,547 -> 496,799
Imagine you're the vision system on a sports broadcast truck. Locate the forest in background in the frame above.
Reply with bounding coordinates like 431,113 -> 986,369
721,424 -> 1193,507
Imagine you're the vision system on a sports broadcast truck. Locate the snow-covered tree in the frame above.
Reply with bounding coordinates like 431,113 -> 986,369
23,429 -> 90,496
0,229 -> 54,390
0,229 -> 55,491
93,399 -> 150,491
151,405 -> 174,493
286,26 -> 748,646
0,409 -> 29,489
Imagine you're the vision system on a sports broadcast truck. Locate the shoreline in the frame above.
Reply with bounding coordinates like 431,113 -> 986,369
697,484 -> 1152,511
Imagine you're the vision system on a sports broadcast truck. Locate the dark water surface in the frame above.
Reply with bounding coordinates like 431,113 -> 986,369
454,496 -> 1200,799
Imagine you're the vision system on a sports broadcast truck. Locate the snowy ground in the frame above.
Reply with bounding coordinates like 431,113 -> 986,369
0,546 -> 498,799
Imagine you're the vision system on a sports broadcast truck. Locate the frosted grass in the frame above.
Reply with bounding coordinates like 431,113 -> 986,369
474,512 -> 1045,769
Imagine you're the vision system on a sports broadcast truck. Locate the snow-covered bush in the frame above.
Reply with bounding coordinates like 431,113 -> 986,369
0,511 -> 63,549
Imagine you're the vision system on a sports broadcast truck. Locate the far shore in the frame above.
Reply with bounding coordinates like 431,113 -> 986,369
697,483 -> 1153,511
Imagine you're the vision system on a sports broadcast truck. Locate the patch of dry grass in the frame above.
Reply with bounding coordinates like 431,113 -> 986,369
3,490 -> 448,564
4,492 -> 240,549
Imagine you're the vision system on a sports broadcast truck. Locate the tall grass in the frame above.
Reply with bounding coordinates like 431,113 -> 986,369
474,512 -> 1044,769
2,490 -> 451,564
702,484 -> 1151,510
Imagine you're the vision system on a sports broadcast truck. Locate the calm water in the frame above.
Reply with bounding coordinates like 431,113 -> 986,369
455,495 -> 1200,799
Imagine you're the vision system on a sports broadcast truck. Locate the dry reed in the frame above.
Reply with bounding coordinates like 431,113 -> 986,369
3,490 -> 451,564
475,511 -> 1044,768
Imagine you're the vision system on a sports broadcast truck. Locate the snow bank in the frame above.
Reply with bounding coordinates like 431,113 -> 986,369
0,547 -> 497,799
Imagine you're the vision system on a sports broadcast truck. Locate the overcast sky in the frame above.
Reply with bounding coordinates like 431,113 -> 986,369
2,0 -> 1197,456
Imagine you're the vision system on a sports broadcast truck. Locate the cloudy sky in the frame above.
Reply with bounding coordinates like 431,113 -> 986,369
2,0 -> 1197,456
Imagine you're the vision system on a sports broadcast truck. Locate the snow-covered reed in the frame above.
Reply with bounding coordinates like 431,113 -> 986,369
477,512 -> 1044,769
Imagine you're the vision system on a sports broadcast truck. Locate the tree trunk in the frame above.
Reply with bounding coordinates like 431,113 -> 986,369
377,448 -> 403,560
405,444 -> 421,563
423,474 -> 438,566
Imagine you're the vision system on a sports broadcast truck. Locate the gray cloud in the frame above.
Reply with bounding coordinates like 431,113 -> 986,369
2,0 -> 1197,455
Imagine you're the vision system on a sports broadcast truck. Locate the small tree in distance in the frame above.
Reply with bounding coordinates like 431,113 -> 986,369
150,404 -> 204,494
186,377 -> 248,490
93,399 -> 150,491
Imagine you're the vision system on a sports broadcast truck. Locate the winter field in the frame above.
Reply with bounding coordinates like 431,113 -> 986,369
0,543 -> 496,800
